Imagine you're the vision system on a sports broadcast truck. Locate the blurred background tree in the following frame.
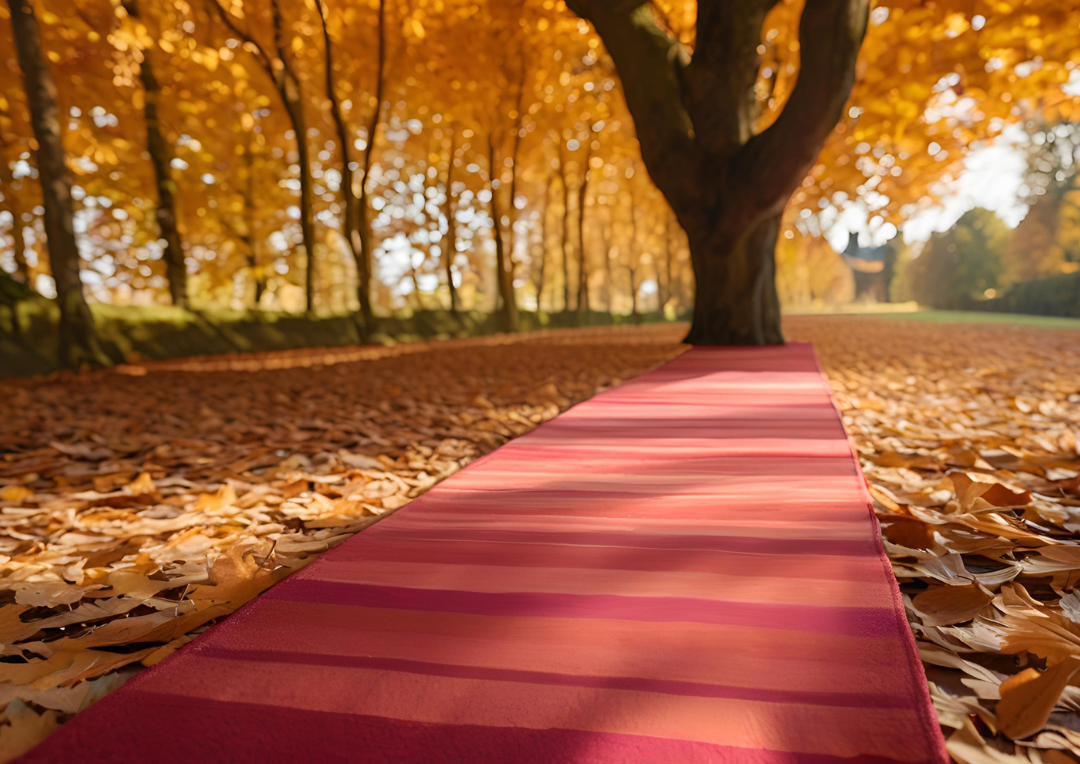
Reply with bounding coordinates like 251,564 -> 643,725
893,208 -> 1009,309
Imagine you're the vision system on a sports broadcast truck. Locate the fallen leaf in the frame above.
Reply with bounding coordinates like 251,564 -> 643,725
996,656 -> 1080,740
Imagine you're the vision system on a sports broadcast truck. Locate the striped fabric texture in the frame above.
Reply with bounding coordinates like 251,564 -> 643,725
20,344 -> 948,763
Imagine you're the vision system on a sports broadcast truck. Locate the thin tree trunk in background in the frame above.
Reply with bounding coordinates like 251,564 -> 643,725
487,134 -> 518,332
0,130 -> 33,290
557,141 -> 571,313
10,210 -> 29,286
442,126 -> 459,315
239,132 -> 265,307
210,0 -> 317,314
601,218 -> 613,311
662,209 -> 673,311
536,171 -> 553,312
124,0 -> 187,309
355,0 -> 386,331
505,49 -> 527,314
269,0 -> 315,313
316,0 -> 363,317
575,140 -> 592,320
628,188 -> 640,322
8,0 -> 107,367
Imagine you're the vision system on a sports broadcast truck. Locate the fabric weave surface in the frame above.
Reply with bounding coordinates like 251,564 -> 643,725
19,344 -> 948,763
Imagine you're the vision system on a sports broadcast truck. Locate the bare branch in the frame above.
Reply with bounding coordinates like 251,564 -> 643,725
565,1 -> 701,214
734,0 -> 870,213
205,0 -> 276,80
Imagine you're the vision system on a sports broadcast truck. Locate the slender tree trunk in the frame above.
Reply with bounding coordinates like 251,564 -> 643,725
504,49 -> 527,317
536,172 -> 553,312
268,0 -> 316,313
8,0 -> 107,367
354,0 -> 386,331
442,126 -> 459,315
601,218 -> 613,311
575,141 -> 592,321
0,131 -> 32,290
239,138 -> 265,307
124,0 -> 187,309
662,209 -> 674,311
11,210 -> 29,286
556,142 -> 571,313
628,265 -> 639,323
316,0 -> 363,319
0,197 -> 31,288
486,135 -> 518,332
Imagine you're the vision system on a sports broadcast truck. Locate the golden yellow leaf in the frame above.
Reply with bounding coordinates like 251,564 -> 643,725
995,656 -> 1080,740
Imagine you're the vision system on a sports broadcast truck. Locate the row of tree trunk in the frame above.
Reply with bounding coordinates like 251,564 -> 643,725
5,0 -> 872,367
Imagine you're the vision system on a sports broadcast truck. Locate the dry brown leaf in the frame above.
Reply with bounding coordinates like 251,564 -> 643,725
950,471 -> 1032,514
124,472 -> 157,496
0,486 -> 33,503
997,657 -> 1080,740
0,701 -> 59,764
913,583 -> 994,626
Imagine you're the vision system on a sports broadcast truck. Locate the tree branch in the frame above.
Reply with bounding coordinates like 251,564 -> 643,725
565,0 -> 700,214
734,0 -> 870,214
206,0 -> 276,81
684,0 -> 774,156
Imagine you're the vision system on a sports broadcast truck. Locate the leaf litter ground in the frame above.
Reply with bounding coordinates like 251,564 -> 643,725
2,319 -> 1079,762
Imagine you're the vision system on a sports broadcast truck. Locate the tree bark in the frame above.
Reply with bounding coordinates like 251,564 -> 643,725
536,171 -> 553,312
557,144 -> 572,313
269,0 -> 315,313
316,0 -> 362,318
239,134 -> 265,307
354,0 -> 386,331
600,217 -> 613,311
125,0 -> 188,309
486,135 -> 518,332
0,131 -> 32,290
683,213 -> 783,345
567,0 -> 869,345
575,140 -> 592,320
442,126 -> 459,315
8,0 -> 108,367
10,209 -> 29,287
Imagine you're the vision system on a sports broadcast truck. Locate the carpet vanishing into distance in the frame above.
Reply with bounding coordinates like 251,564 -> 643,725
19,344 -> 947,763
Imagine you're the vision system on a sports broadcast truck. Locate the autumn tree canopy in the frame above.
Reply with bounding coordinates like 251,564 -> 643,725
2,0 -> 1080,357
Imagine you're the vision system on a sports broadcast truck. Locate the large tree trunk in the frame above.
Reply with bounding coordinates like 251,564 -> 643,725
126,0 -> 188,308
568,0 -> 869,345
8,0 -> 108,368
684,213 -> 783,345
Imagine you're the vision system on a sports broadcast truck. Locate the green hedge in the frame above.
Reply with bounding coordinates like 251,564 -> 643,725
967,272 -> 1080,319
0,304 -> 680,379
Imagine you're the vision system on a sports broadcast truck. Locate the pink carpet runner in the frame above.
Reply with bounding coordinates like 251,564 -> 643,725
20,344 -> 947,763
